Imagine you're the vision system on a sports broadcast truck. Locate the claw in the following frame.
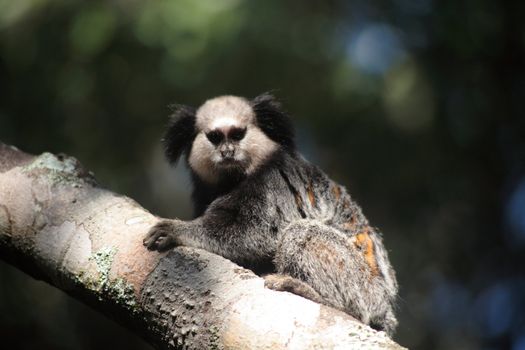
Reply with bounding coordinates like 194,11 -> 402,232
144,220 -> 176,251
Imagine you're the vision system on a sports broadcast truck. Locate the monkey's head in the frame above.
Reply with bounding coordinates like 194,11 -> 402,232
163,93 -> 294,184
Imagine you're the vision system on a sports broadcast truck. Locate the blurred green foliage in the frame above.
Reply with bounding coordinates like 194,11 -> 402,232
1,0 -> 524,349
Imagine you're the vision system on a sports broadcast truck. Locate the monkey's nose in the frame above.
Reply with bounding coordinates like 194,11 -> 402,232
220,144 -> 235,158
221,149 -> 235,158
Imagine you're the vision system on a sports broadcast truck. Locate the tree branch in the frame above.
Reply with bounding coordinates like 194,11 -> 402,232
0,142 -> 404,349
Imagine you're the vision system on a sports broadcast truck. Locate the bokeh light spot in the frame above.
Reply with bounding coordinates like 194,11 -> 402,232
346,23 -> 405,75
69,6 -> 117,57
0,0 -> 42,29
428,280 -> 471,331
472,283 -> 514,338
383,60 -> 435,132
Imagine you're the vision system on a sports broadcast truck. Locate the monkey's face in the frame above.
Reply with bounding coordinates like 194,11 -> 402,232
188,96 -> 278,184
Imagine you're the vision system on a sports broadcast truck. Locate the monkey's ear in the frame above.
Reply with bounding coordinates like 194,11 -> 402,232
163,104 -> 197,165
251,92 -> 295,150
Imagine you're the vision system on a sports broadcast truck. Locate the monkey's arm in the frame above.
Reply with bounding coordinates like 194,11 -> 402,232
143,216 -> 274,264
144,178 -> 284,265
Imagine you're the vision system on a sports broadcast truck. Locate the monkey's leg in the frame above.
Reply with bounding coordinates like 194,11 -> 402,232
273,220 -> 397,335
264,274 -> 323,304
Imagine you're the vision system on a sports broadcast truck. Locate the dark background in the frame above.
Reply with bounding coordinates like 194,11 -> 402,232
1,1 -> 524,349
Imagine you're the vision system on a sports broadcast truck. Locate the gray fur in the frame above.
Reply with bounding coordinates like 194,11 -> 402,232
144,95 -> 398,335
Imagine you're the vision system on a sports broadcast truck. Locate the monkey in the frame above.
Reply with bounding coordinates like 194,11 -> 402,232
143,93 -> 398,335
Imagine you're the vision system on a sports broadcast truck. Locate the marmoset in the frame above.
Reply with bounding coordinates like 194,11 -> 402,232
144,93 -> 398,334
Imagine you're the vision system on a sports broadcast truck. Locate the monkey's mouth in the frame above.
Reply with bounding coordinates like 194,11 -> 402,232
217,157 -> 239,166
215,156 -> 247,173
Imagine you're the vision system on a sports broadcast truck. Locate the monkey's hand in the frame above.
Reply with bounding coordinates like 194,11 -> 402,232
143,219 -> 182,251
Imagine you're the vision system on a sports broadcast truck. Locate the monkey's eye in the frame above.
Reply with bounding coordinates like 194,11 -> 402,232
206,130 -> 224,145
229,127 -> 246,142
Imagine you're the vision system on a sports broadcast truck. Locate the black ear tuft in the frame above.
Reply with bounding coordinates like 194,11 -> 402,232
163,104 -> 197,165
251,93 -> 295,150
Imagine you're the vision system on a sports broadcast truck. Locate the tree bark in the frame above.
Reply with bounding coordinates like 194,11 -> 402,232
0,142 -> 404,350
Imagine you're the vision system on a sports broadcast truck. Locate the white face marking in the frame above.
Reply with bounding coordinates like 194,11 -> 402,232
188,133 -> 217,183
188,95 -> 278,184
210,117 -> 238,130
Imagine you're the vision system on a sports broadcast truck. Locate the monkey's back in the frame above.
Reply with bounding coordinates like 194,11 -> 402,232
272,152 -> 370,231
268,152 -> 398,332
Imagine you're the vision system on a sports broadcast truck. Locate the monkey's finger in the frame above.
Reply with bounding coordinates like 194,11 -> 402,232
143,229 -> 167,249
154,235 -> 176,251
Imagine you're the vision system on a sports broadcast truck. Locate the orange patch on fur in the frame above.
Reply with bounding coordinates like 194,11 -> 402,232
354,229 -> 379,277
307,182 -> 316,207
332,185 -> 341,201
